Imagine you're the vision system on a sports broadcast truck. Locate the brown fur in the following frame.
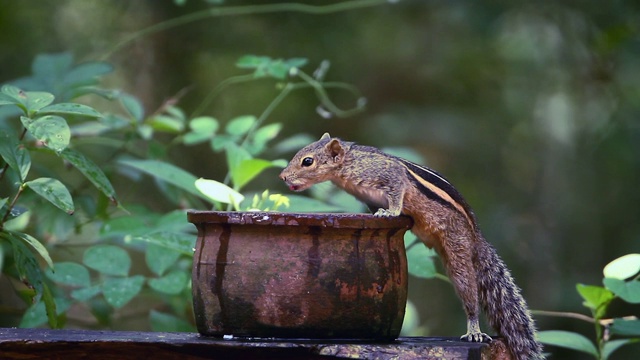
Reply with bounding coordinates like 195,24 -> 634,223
280,133 -> 544,360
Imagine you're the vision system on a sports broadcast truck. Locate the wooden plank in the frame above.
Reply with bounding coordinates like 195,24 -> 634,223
0,328 -> 496,359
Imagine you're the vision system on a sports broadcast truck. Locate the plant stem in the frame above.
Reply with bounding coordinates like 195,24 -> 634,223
1,185 -> 24,227
101,0 -> 390,60
295,70 -> 366,118
191,74 -> 256,118
531,310 -> 596,323
240,83 -> 294,149
0,163 -> 9,182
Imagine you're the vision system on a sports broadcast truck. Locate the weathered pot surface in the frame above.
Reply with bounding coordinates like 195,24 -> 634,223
189,210 -> 412,341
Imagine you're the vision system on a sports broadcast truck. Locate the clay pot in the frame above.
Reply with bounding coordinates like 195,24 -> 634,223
188,211 -> 412,340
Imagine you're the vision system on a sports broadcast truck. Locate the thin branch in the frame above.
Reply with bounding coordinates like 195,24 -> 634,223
191,74 -> 256,118
101,0 -> 390,60
531,310 -> 596,324
1,185 -> 25,227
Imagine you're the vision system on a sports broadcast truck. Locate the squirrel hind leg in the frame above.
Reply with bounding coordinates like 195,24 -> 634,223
460,316 -> 493,343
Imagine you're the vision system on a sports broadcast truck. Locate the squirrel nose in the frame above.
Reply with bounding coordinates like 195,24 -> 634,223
279,171 -> 286,181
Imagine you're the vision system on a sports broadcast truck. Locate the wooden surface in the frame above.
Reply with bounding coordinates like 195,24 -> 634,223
0,328 -> 498,359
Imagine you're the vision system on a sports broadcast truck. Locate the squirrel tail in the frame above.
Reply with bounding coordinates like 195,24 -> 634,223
475,238 -> 544,360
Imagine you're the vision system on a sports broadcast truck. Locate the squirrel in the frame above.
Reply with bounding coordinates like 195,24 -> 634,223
279,133 -> 544,360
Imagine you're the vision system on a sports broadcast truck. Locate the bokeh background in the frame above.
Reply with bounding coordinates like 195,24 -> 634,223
1,1 -> 639,358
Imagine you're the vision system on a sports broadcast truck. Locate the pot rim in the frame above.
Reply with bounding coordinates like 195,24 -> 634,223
187,210 -> 413,229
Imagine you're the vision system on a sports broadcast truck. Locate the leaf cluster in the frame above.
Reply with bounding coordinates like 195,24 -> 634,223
0,51 -> 366,331
538,254 -> 640,359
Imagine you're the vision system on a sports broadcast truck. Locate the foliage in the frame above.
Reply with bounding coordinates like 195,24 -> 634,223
0,81 -> 113,328
537,254 -> 640,359
0,50 -> 366,330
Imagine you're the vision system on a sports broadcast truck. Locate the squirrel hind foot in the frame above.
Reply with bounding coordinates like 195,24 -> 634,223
373,208 -> 399,217
460,332 -> 493,343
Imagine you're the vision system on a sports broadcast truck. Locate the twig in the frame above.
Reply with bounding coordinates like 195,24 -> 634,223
531,310 -> 595,324
101,0 -> 390,60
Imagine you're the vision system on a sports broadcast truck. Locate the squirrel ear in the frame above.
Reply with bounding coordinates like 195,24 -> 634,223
320,132 -> 331,141
326,139 -> 345,162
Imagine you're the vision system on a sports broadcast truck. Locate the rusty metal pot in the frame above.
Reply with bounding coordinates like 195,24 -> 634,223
189,211 -> 412,340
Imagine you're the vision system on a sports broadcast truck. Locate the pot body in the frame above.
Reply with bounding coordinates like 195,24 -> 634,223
189,211 -> 412,340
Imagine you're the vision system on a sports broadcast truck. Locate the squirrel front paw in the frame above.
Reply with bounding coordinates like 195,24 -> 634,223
460,332 -> 492,343
373,209 -> 398,217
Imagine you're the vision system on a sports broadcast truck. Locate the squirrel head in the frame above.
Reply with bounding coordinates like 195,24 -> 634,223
279,132 -> 350,191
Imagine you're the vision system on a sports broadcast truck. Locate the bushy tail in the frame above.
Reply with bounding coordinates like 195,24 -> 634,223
476,239 -> 544,360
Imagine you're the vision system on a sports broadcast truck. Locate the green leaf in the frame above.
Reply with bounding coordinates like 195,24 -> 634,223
271,159 -> 288,168
60,148 -> 117,203
183,116 -> 219,145
71,285 -> 102,301
225,142 -> 252,175
164,106 -> 186,121
235,56 -> 306,80
266,59 -> 290,79
118,159 -> 203,199
155,209 -> 192,233
46,262 -> 91,287
62,61 -> 113,88
24,92 -> 55,115
32,52 -> 73,79
83,245 -> 131,276
190,116 -> 219,134
236,55 -> 270,69
150,310 -> 196,332
603,277 -> 640,304
21,115 -> 71,153
603,253 -> 640,280
285,57 -> 308,69
149,115 -> 184,133
134,231 -> 196,257
25,177 -> 74,215
137,124 -> 153,140
248,123 -> 282,155
0,92 -> 17,106
602,339 -> 639,360
100,216 -> 149,239
0,131 -> 31,182
7,230 -> 54,269
69,121 -> 112,136
210,134 -> 235,152
253,123 -> 282,144
120,93 -> 144,121
537,330 -> 598,358
148,270 -> 188,295
226,115 -> 256,136
19,296 -> 70,328
576,284 -> 614,318
183,131 -> 213,145
37,103 -> 102,118
404,232 -> 438,279
273,134 -> 316,154
195,178 -> 244,206
41,283 -> 59,328
146,243 -> 181,276
231,158 -> 277,190
102,275 -> 145,308
0,84 -> 28,110
611,318 -> 640,336
1,231 -> 47,302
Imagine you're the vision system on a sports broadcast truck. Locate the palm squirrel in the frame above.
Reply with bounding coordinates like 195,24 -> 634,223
279,133 -> 544,360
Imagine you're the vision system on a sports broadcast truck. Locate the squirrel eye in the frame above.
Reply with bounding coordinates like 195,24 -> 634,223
301,157 -> 314,167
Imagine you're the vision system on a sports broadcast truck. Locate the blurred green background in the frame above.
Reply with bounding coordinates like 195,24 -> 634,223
1,0 -> 639,358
